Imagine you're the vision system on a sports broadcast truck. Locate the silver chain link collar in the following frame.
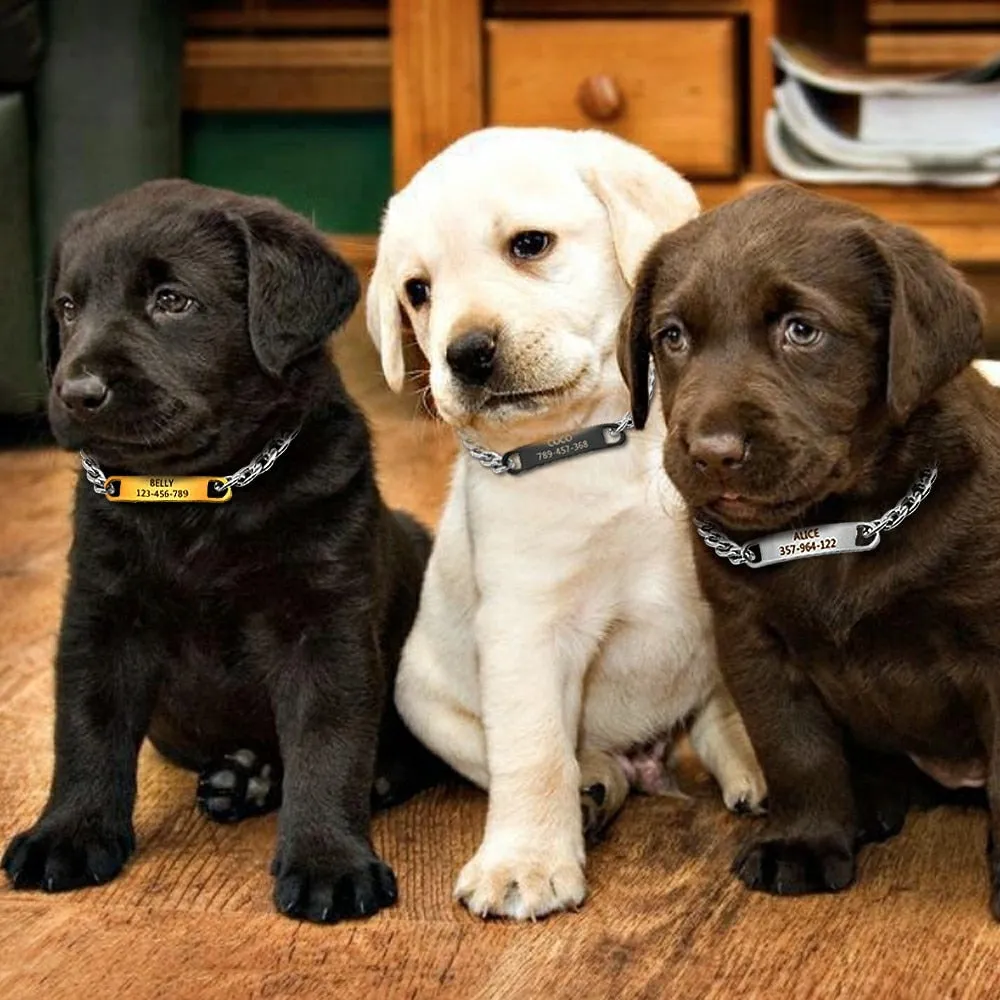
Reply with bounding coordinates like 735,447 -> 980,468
694,465 -> 938,569
80,429 -> 300,497
460,370 -> 656,476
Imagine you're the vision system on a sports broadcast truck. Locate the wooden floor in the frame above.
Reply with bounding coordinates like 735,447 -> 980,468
3,317 -> 1000,1000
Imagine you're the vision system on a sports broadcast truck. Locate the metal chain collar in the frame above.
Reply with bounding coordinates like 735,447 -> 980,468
694,465 -> 939,567
460,369 -> 657,475
79,429 -> 300,498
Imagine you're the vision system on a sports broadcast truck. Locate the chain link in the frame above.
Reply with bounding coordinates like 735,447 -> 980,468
458,436 -> 513,475
218,429 -> 299,490
693,516 -> 754,566
80,452 -> 110,495
79,428 -> 300,498
461,369 -> 657,475
857,465 -> 938,537
695,465 -> 939,568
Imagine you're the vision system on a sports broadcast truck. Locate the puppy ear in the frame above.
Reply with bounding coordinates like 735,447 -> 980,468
872,222 -> 984,421
577,130 -> 699,286
235,208 -> 360,378
366,235 -> 407,394
616,242 -> 660,430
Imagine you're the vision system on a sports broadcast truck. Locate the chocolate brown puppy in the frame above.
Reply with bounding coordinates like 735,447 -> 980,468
2,180 -> 439,922
618,182 -> 1000,915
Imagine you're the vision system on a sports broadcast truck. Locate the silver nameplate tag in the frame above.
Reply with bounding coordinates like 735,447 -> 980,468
743,521 -> 880,569
502,423 -> 627,476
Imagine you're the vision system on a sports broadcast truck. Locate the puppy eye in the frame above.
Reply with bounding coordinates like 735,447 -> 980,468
153,288 -> 196,315
55,296 -> 78,325
404,278 -> 430,309
509,231 -> 553,261
782,317 -> 824,349
656,322 -> 689,353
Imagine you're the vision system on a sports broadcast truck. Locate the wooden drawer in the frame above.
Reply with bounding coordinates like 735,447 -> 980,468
486,18 -> 739,178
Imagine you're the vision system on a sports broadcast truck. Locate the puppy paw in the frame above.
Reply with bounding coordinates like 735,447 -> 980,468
197,748 -> 282,823
454,844 -> 586,920
581,783 -> 610,846
2,817 -> 134,892
855,793 -> 907,846
719,763 -> 768,816
579,749 -> 631,846
732,828 -> 855,896
271,849 -> 397,923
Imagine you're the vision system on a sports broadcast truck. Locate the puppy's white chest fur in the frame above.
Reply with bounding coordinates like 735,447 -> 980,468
464,405 -> 715,752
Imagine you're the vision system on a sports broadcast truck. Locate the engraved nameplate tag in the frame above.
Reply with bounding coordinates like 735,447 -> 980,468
743,521 -> 880,569
502,423 -> 628,476
104,476 -> 232,503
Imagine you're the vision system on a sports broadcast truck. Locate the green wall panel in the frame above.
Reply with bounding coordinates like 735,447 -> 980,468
182,112 -> 391,234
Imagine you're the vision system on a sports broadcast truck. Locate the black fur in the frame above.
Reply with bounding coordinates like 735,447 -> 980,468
3,179 -> 441,922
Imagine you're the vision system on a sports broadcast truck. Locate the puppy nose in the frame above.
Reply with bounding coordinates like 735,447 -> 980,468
57,374 -> 111,416
446,330 -> 497,387
687,431 -> 747,473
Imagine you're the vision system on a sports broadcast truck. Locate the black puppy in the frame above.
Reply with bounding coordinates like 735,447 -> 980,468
2,179 -> 437,922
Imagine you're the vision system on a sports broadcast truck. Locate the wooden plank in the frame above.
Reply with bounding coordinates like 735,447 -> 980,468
696,175 -> 1000,262
868,2 -> 1000,26
747,0 -> 778,174
487,18 -> 739,178
183,38 -> 390,112
867,30 -> 1000,69
391,0 -> 484,189
490,0 -> 754,13
186,1 -> 388,32
10,339 -> 1000,1000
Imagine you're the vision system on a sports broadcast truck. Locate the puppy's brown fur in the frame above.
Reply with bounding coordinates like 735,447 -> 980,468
619,182 -> 1000,916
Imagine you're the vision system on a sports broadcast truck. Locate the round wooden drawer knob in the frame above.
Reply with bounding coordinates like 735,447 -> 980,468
577,75 -> 624,122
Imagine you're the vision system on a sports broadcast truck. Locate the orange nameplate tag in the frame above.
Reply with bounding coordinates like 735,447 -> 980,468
104,476 -> 232,503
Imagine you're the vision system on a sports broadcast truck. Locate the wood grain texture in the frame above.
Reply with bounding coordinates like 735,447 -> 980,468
866,30 -> 1000,69
695,176 -> 1000,264
186,0 -> 389,33
183,38 -> 390,112
6,290 -> 1000,998
868,2 -> 1000,26
748,0 -> 778,174
490,0 -> 757,12
391,0 -> 484,189
487,18 -> 739,178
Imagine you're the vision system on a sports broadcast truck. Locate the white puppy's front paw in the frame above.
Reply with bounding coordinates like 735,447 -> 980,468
719,759 -> 768,815
454,844 -> 586,920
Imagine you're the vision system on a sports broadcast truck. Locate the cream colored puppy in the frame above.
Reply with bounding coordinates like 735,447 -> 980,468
368,127 -> 765,920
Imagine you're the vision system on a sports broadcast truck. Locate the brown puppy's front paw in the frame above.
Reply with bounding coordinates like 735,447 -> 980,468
855,791 -> 908,846
2,817 -> 135,892
733,829 -> 855,895
272,849 -> 398,923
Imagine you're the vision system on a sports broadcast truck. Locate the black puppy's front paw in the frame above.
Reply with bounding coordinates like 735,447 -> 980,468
2,817 -> 134,892
271,849 -> 398,923
733,828 -> 855,896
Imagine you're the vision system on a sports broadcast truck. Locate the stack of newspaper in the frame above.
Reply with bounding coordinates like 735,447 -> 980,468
766,38 -> 1000,187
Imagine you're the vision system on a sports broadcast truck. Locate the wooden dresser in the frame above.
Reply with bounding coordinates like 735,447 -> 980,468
391,0 -> 1000,271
